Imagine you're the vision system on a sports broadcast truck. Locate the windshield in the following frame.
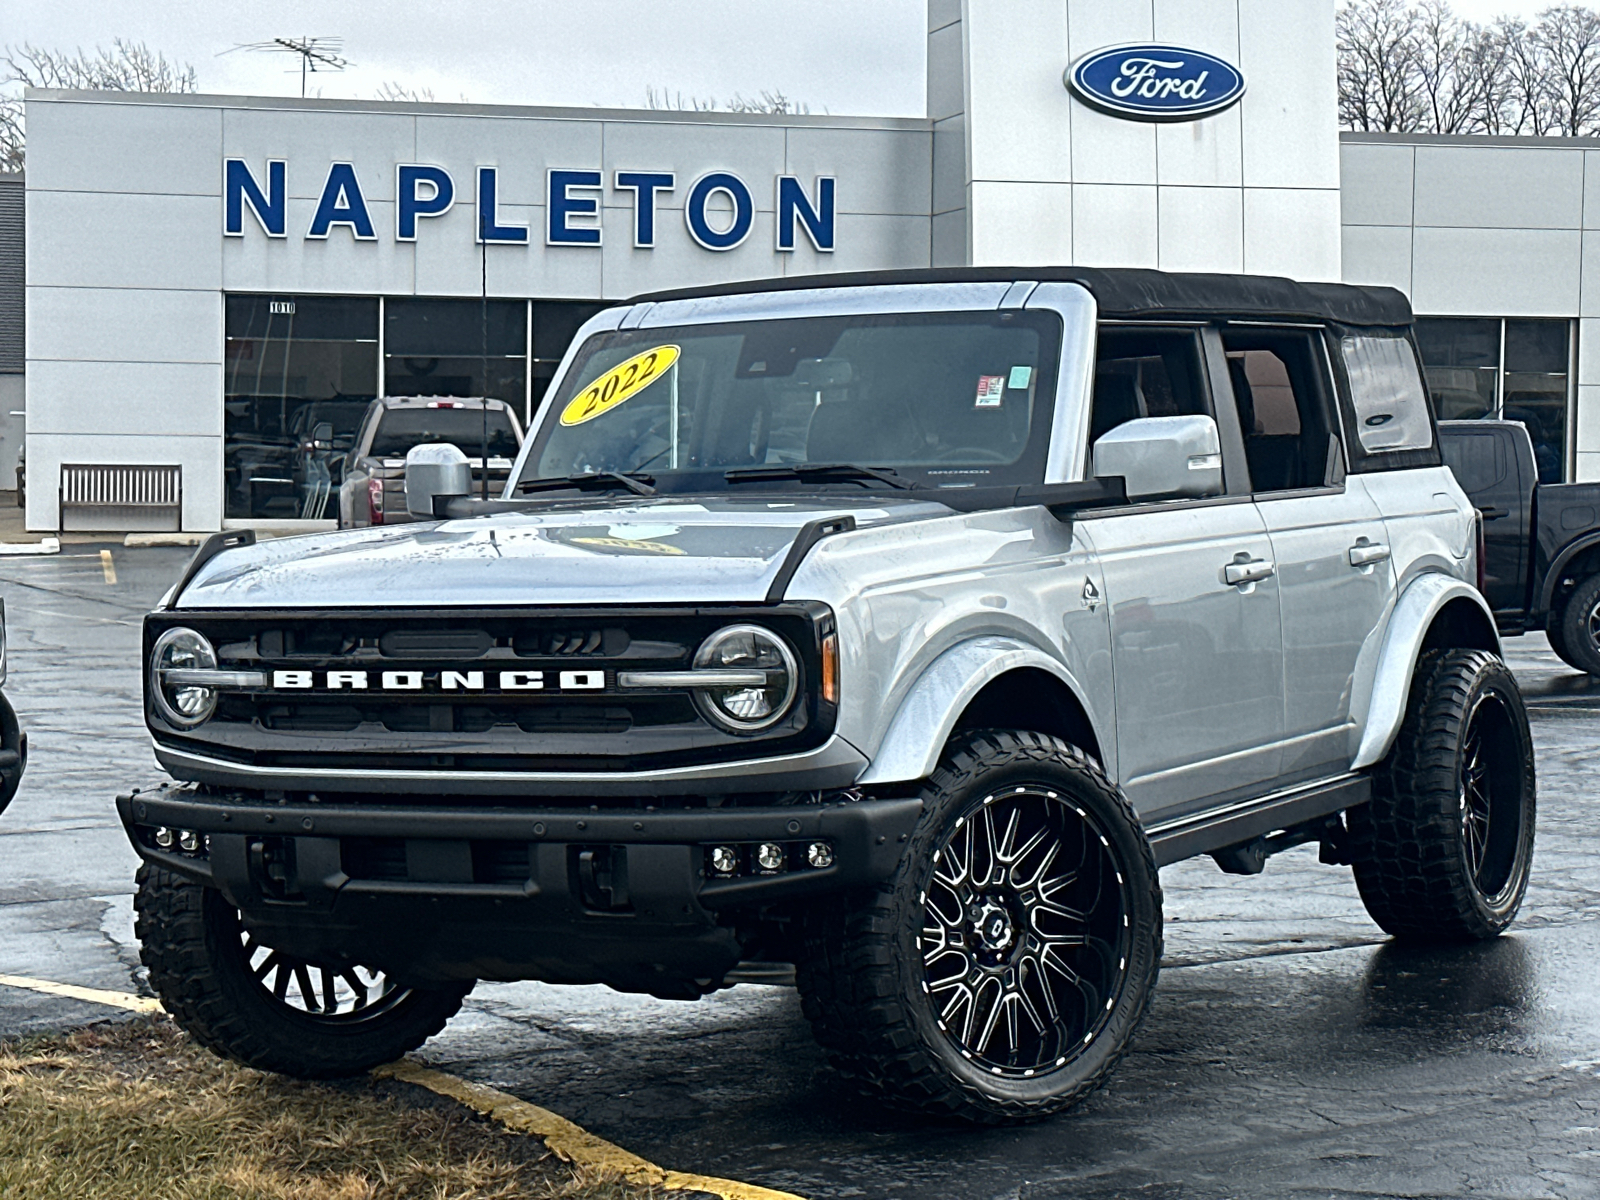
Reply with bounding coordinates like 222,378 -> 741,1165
370,408 -> 521,459
521,310 -> 1061,491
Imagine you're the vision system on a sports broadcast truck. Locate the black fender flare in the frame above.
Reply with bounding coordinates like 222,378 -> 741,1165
1540,532 -> 1600,613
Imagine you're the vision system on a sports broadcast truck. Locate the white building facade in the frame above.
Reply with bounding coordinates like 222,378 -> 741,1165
14,0 -> 1595,531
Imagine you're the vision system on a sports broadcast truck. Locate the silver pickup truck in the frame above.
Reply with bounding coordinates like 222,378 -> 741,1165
122,268 -> 1535,1124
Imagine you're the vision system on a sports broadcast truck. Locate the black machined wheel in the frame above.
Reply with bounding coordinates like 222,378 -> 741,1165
798,731 -> 1161,1123
1351,649 -> 1536,943
136,865 -> 472,1078
240,929 -> 411,1025
1457,687 -> 1527,905
1553,572 -> 1600,676
920,786 -> 1128,1079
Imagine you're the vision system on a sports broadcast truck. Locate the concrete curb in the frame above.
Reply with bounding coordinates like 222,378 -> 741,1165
124,533 -> 207,548
0,537 -> 60,556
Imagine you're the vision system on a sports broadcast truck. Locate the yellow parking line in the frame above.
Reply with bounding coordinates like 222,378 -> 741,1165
377,1059 -> 807,1200
0,974 -> 803,1200
0,973 -> 161,1013
100,548 -> 117,584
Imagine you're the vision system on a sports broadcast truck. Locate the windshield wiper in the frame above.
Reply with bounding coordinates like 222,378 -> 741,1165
723,463 -> 914,490
517,471 -> 657,497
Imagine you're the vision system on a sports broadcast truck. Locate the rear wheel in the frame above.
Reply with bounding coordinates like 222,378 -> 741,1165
1351,649 -> 1536,942
1552,572 -> 1600,675
135,866 -> 471,1078
797,731 -> 1161,1123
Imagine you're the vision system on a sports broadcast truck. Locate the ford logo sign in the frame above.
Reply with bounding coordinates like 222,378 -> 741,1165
1066,43 -> 1246,122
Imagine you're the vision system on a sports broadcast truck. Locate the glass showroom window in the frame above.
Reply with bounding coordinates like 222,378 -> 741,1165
224,295 -> 378,521
531,300 -> 606,419
384,299 -> 527,408
1415,317 -> 1572,483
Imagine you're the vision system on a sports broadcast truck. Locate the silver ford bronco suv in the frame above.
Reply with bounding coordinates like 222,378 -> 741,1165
122,268 -> 1536,1124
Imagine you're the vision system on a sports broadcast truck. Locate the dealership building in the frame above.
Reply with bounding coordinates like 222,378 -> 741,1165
5,0 -> 1599,531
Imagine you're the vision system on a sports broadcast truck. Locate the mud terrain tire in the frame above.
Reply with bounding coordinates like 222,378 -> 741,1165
135,865 -> 471,1078
1351,649 -> 1535,942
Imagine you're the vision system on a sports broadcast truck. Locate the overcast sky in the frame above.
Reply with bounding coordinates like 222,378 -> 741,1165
0,0 -> 927,116
0,1 -> 1572,118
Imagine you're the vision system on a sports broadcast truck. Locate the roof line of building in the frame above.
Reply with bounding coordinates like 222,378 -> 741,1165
20,88 -> 933,132
1341,130 -> 1600,150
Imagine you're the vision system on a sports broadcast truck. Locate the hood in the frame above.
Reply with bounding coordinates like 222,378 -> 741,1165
174,496 -> 954,609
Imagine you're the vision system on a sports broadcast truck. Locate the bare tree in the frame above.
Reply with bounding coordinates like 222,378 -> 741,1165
3,39 -> 196,92
0,39 -> 197,169
1496,16 -> 1551,133
1413,2 -> 1500,132
376,81 -> 435,103
645,85 -> 814,115
0,97 -> 21,173
1533,5 -> 1600,134
1340,1 -> 1600,135
1337,0 -> 1425,131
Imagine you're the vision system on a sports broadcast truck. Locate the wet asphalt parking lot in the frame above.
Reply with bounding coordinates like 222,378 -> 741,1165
3,544 -> 1599,1198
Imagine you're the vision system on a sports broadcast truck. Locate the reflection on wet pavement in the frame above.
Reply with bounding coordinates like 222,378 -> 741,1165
424,632 -> 1600,1199
1,551 -> 1597,1197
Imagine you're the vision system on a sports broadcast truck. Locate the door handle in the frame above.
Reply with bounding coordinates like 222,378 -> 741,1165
1477,505 -> 1509,520
1224,558 -> 1276,586
1348,542 -> 1392,567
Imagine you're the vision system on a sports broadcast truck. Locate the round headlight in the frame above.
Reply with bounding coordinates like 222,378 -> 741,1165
692,624 -> 799,733
150,627 -> 219,728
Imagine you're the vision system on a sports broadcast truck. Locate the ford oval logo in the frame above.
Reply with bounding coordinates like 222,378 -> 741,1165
1066,43 -> 1246,122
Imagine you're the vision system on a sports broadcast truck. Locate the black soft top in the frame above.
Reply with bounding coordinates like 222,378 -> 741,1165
628,266 -> 1412,328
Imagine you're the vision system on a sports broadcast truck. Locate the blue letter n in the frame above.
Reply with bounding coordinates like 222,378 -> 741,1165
225,159 -> 286,237
777,176 -> 835,252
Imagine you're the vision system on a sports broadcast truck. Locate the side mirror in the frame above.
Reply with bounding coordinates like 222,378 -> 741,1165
1092,414 -> 1223,502
405,443 -> 472,519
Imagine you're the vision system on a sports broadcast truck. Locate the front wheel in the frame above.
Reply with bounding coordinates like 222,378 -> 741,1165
1350,649 -> 1536,942
135,866 -> 471,1078
797,731 -> 1162,1123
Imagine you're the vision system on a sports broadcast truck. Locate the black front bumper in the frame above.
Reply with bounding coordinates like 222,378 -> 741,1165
118,785 -> 921,995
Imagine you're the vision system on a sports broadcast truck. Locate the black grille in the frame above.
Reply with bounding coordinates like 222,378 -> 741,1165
378,629 -> 492,658
148,605 -> 836,777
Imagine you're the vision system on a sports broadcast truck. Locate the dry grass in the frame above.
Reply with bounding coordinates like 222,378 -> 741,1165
0,1018 -> 663,1200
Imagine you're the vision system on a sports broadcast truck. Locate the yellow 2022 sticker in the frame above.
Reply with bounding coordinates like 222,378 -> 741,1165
570,536 -> 687,556
560,345 -> 680,427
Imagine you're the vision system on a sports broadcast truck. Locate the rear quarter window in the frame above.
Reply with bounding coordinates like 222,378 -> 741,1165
1441,430 -> 1505,495
1340,335 -> 1434,453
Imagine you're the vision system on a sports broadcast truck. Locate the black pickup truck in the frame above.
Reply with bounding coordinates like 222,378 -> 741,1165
1440,419 -> 1600,674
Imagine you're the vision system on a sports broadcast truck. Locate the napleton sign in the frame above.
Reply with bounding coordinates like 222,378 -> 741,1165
223,159 -> 838,252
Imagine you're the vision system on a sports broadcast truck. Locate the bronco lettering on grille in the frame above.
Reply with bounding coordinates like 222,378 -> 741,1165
270,669 -> 608,692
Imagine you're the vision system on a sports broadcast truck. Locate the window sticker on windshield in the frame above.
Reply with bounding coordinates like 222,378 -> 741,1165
1008,365 -> 1033,389
975,375 -> 1005,408
559,345 -> 681,427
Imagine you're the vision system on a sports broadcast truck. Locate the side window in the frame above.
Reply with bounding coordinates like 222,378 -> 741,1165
1441,430 -> 1505,496
1089,327 -> 1209,448
1340,334 -> 1435,454
1220,328 -> 1337,493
